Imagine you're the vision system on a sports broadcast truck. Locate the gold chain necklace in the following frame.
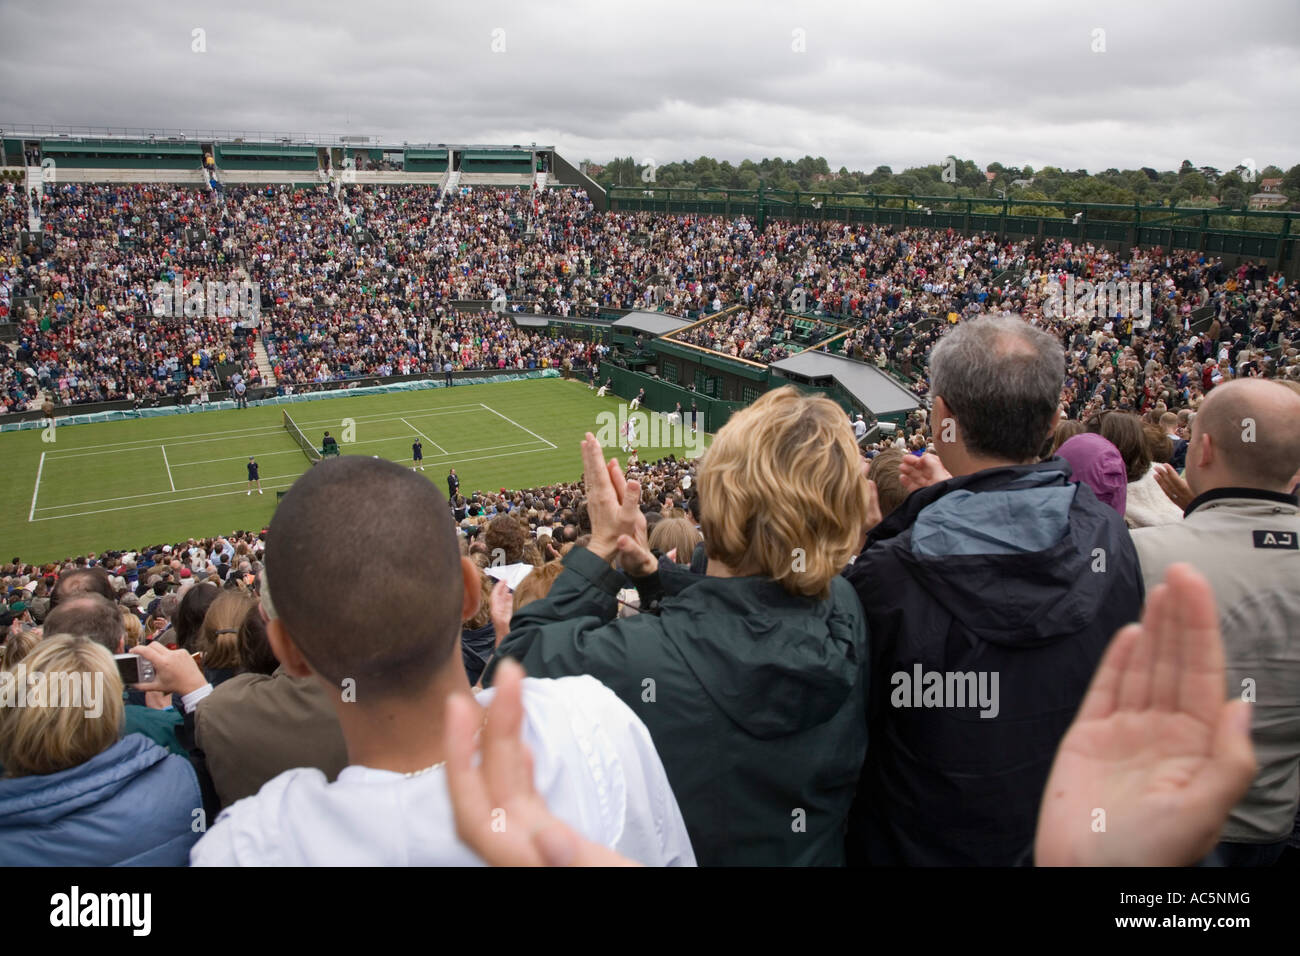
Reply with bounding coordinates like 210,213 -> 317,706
401,713 -> 488,778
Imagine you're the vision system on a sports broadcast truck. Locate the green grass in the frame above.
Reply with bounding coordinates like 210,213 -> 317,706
0,378 -> 708,565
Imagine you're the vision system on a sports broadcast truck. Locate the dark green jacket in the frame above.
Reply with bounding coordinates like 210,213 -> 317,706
124,704 -> 187,758
486,546 -> 868,866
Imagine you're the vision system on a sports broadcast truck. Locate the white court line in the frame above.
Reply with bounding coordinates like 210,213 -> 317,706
39,402 -> 488,454
42,405 -> 489,460
28,452 -> 46,523
401,417 -> 447,456
478,404 -> 557,449
169,435 -> 543,469
30,445 -> 555,522
37,439 -> 547,510
161,445 -> 176,491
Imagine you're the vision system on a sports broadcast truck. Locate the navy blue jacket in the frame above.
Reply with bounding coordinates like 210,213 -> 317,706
844,460 -> 1144,865
0,734 -> 202,866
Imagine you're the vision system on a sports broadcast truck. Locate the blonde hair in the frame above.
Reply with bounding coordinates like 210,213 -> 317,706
0,634 -> 123,777
649,517 -> 701,565
198,591 -> 257,671
120,609 -> 144,649
0,630 -> 41,670
697,387 -> 871,598
513,561 -> 565,613
463,570 -> 496,630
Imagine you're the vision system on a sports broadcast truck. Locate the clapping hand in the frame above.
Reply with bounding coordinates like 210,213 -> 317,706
1153,462 -> 1194,511
445,659 -> 637,867
1034,564 -> 1255,866
898,451 -> 952,494
580,433 -> 651,569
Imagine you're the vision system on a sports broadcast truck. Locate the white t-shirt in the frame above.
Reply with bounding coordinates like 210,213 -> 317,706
190,675 -> 695,866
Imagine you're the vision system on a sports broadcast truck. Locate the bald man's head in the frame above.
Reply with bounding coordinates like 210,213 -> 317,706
1188,380 -> 1300,494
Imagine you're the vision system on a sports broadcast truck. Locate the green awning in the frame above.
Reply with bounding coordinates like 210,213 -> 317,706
216,143 -> 316,157
460,149 -> 531,161
42,140 -> 202,155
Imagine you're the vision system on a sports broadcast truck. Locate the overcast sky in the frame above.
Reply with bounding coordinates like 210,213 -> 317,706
2,0 -> 1296,174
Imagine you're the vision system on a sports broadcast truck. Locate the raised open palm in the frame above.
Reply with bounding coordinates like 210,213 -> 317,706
1035,564 -> 1256,866
445,660 -> 637,867
581,432 -> 647,561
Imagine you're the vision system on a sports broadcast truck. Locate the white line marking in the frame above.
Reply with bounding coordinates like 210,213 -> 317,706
161,445 -> 176,491
168,435 -> 543,469
30,446 -> 554,521
28,452 -> 46,522
41,406 -> 489,460
401,417 -> 447,456
477,404 -> 557,449
36,440 -> 546,510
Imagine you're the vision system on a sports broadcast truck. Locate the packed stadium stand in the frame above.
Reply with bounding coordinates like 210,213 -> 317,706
3,124 -> 1300,874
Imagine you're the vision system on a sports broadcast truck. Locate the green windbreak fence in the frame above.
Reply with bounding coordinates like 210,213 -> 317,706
598,363 -> 745,433
608,188 -> 1299,277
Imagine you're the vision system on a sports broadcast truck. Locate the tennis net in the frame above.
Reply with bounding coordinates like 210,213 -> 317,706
283,410 -> 322,464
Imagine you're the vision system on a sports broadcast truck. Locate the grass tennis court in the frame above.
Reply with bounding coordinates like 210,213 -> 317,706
0,378 -> 708,564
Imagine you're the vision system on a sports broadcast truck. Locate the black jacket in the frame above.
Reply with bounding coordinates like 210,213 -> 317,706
844,460 -> 1144,865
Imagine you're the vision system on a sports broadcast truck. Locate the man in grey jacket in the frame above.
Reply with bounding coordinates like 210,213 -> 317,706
1132,378 -> 1300,866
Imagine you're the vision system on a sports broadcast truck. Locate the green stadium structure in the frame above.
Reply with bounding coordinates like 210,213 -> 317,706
3,121 -> 1298,424
4,123 -> 1295,276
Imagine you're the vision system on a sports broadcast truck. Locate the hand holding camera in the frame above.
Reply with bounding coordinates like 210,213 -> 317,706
128,642 -> 208,696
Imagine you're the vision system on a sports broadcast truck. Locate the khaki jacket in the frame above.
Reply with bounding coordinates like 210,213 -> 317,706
196,666 -> 348,808
1132,489 -> 1300,844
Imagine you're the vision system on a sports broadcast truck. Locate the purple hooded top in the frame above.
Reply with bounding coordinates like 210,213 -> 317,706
1057,433 -> 1128,517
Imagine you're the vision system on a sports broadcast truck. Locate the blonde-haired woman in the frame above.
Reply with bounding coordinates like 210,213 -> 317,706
0,635 -> 201,865
120,607 -> 145,649
487,386 -> 878,866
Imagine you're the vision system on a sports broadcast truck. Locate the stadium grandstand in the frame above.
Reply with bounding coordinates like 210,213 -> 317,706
2,119 -> 1299,882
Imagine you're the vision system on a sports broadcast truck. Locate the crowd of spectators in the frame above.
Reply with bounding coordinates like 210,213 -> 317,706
5,178 -> 1296,420
3,329 -> 1297,867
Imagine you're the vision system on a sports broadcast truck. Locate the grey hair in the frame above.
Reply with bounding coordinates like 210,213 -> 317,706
929,315 -> 1064,462
157,592 -> 182,623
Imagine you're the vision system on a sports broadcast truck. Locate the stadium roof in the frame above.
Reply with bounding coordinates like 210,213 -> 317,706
613,312 -> 696,336
771,351 -> 920,417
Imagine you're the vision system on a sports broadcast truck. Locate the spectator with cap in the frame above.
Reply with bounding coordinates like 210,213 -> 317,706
853,413 -> 868,445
